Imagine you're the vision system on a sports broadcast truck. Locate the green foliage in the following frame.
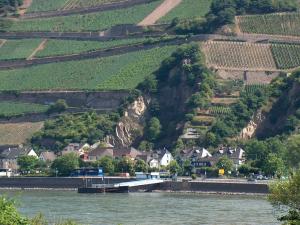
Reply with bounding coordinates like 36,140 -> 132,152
286,135 -> 300,168
0,101 -> 48,118
216,156 -> 234,174
138,141 -> 154,152
117,156 -> 135,176
147,117 -> 162,141
168,160 -> 181,175
93,156 -> 114,175
134,159 -> 148,172
263,153 -> 286,177
269,169 -> 300,224
0,46 -> 176,91
46,99 -> 67,114
0,196 -> 28,225
17,155 -> 39,173
51,153 -> 79,176
31,112 -> 117,150
5,1 -> 162,32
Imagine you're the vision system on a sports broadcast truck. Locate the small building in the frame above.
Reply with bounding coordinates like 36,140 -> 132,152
0,148 -> 37,171
87,147 -> 114,161
61,143 -> 90,156
39,151 -> 57,162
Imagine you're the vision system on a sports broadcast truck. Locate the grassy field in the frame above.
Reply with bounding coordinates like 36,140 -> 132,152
27,0 -> 68,13
0,45 -> 176,91
35,38 -> 156,57
0,39 -> 42,60
158,0 -> 212,23
8,1 -> 163,32
202,41 -> 277,70
237,13 -> 300,36
61,0 -> 123,10
0,101 -> 48,117
271,44 -> 300,69
0,122 -> 44,145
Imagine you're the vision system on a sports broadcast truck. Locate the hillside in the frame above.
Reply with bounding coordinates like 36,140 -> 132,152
0,0 -> 299,177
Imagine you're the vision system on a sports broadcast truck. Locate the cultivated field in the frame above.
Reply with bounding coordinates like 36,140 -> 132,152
0,101 -> 48,117
271,44 -> 300,69
35,38 -> 156,58
61,0 -> 123,10
0,39 -> 42,60
7,1 -> 162,32
158,0 -> 212,23
211,98 -> 238,105
202,41 -> 277,71
236,12 -> 300,36
0,46 -> 176,91
0,122 -> 43,145
208,106 -> 231,115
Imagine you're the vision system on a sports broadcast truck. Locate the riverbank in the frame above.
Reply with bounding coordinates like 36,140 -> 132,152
0,177 -> 270,194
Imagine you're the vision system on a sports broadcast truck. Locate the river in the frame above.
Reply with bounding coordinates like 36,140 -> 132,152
0,190 -> 279,225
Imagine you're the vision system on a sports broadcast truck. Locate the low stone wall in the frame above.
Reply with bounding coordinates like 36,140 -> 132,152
0,178 -> 269,194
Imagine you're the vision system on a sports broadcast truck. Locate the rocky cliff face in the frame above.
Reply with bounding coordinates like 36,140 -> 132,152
240,110 -> 265,139
108,96 -> 149,147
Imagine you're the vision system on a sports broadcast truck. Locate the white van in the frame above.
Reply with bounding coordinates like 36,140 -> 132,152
0,168 -> 12,177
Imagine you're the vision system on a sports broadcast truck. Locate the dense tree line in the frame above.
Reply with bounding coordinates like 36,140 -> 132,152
0,0 -> 22,8
31,112 -> 119,151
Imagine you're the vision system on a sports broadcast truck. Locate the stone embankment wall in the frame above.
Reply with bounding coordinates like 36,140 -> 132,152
0,178 -> 269,194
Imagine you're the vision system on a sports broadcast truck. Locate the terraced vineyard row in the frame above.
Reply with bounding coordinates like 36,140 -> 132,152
202,41 -> 277,70
208,106 -> 231,115
7,1 -> 162,32
244,84 -> 268,94
271,44 -> 300,69
27,0 -> 69,13
0,45 -> 176,91
0,101 -> 49,117
62,0 -> 122,10
237,12 -> 300,36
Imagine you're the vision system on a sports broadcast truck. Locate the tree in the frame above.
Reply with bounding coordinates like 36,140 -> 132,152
134,159 -> 148,172
47,99 -> 68,114
51,153 -> 79,176
0,196 -> 28,225
117,157 -> 135,176
263,153 -> 285,177
216,156 -> 234,175
286,135 -> 300,168
17,156 -> 38,174
269,170 -> 300,225
94,156 -> 114,175
147,117 -> 161,141
168,160 -> 181,175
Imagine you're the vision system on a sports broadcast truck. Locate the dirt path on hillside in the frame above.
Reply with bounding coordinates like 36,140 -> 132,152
19,0 -> 32,16
27,39 -> 48,60
0,39 -> 7,48
138,0 -> 182,26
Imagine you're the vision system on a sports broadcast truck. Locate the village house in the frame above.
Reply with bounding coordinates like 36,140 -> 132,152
87,147 -> 114,161
0,148 -> 38,171
61,143 -> 90,156
39,151 -> 57,163
146,149 -> 174,169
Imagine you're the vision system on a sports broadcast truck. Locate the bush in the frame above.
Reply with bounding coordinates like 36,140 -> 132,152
191,174 -> 197,180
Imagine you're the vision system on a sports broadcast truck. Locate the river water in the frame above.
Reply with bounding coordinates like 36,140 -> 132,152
0,190 -> 279,225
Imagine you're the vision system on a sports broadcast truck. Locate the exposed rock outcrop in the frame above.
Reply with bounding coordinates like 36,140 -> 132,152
240,110 -> 265,139
108,96 -> 149,147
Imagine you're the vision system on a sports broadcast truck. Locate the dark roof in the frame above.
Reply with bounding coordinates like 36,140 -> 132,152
40,151 -> 57,161
88,147 -> 114,158
113,147 -> 142,158
0,148 -> 26,159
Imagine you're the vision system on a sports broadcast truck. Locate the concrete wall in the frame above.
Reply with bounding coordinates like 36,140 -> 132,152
0,178 -> 269,194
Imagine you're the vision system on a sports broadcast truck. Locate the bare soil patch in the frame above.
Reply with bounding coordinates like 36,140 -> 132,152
27,39 -> 48,60
0,39 -> 7,49
138,0 -> 182,26
19,0 -> 32,15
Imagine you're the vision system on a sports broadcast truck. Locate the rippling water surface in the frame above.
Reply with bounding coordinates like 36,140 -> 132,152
1,190 -> 279,225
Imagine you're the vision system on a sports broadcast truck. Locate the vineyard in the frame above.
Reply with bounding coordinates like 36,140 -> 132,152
35,38 -> 156,58
61,0 -> 123,10
237,12 -> 300,36
0,46 -> 176,91
208,106 -> 231,115
211,98 -> 238,106
158,0 -> 212,23
0,122 -> 44,145
7,1 -> 162,32
0,101 -> 48,117
0,39 -> 42,60
202,41 -> 277,71
26,0 -> 69,13
271,44 -> 300,69
244,84 -> 268,94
